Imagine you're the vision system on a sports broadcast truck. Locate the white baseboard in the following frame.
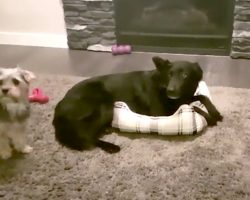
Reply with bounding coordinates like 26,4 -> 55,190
0,32 -> 68,48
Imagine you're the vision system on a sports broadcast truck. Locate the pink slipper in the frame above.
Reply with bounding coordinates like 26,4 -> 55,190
29,88 -> 49,104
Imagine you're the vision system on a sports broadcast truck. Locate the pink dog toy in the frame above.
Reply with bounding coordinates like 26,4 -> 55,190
29,88 -> 49,104
111,45 -> 132,55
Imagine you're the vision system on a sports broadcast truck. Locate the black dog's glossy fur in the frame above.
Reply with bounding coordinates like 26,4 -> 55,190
53,57 -> 222,153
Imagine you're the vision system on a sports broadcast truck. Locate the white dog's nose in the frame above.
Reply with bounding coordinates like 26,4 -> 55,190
2,89 -> 9,94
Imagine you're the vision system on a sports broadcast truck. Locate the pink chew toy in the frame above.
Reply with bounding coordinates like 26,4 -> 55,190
111,45 -> 132,55
29,88 -> 49,104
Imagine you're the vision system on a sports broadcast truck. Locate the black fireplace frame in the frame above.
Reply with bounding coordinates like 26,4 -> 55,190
114,0 -> 235,55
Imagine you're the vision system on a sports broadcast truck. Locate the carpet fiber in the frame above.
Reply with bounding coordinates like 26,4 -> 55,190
0,74 -> 250,200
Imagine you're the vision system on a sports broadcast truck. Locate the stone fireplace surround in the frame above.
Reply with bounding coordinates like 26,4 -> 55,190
62,0 -> 250,59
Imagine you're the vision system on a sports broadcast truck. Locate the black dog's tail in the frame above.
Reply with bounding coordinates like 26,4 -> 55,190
96,140 -> 120,153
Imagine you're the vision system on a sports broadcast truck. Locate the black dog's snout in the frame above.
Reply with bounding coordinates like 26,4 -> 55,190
167,84 -> 177,95
2,89 -> 9,94
167,86 -> 175,93
166,84 -> 181,99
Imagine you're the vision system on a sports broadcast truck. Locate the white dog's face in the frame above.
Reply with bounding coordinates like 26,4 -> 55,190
0,67 -> 36,103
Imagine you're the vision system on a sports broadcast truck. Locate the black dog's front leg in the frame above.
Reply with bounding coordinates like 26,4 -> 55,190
193,106 -> 218,126
191,95 -> 223,125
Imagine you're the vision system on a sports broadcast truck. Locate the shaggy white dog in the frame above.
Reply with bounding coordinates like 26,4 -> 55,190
0,67 -> 35,159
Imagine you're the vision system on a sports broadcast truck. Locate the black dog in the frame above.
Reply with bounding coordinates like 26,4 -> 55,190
52,56 -> 222,153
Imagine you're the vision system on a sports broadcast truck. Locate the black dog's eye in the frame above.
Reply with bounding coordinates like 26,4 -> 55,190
182,72 -> 188,79
12,78 -> 20,86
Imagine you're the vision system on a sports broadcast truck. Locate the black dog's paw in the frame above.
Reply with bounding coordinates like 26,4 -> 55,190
211,110 -> 223,122
207,117 -> 218,126
217,113 -> 223,122
97,140 -> 121,154
207,112 -> 223,126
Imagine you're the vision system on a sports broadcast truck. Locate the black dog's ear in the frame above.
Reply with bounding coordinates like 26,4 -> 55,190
193,62 -> 203,81
152,56 -> 171,71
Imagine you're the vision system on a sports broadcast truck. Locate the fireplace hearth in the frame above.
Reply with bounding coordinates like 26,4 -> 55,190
62,0 -> 250,58
114,0 -> 235,55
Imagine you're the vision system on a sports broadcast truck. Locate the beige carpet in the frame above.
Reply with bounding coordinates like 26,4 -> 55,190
0,74 -> 250,200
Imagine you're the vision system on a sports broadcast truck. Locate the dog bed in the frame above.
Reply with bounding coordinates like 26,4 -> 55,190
112,81 -> 211,135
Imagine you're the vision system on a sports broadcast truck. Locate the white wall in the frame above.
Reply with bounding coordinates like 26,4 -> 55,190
0,0 -> 67,48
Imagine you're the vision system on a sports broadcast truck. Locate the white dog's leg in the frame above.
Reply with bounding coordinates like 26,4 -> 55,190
10,131 -> 33,154
12,136 -> 33,154
9,123 -> 33,154
21,145 -> 33,154
0,133 -> 12,159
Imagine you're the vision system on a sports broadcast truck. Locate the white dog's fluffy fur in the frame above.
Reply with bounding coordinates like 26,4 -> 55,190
0,67 -> 35,159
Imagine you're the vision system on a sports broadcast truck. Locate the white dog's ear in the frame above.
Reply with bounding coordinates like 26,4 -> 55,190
16,65 -> 36,83
16,67 -> 36,83
22,70 -> 36,83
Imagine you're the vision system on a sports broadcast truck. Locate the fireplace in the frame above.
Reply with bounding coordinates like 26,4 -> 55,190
62,0 -> 250,59
114,0 -> 235,55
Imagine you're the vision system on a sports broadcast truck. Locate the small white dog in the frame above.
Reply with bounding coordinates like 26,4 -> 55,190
0,67 -> 35,159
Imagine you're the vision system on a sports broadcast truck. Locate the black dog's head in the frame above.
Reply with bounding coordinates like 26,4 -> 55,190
152,56 -> 203,100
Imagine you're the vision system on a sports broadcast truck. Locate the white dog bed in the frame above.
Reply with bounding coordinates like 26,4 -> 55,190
112,81 -> 211,135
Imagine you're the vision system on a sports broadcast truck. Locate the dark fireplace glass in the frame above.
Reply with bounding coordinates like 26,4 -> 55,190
114,0 -> 235,55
